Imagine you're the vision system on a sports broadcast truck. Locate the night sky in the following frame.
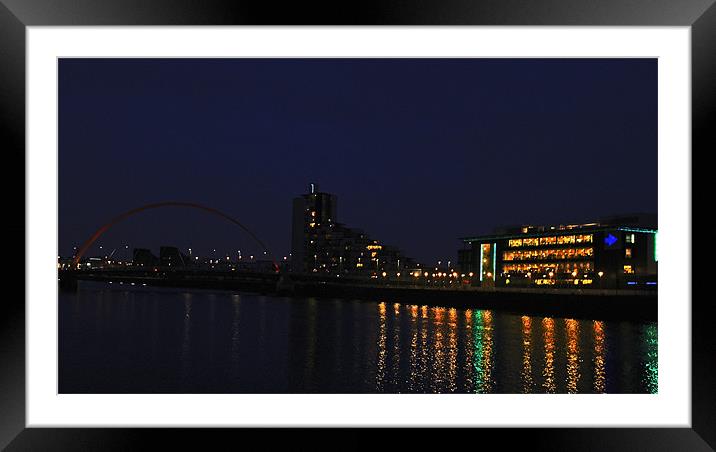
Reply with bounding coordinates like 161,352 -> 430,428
59,58 -> 657,264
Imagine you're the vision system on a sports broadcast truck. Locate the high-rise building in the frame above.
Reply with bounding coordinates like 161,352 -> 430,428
291,183 -> 337,273
290,184 -> 419,275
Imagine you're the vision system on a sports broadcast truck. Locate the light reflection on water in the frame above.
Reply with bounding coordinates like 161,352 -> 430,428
521,316 -> 533,393
59,283 -> 658,394
593,320 -> 606,393
542,317 -> 556,393
565,318 -> 581,393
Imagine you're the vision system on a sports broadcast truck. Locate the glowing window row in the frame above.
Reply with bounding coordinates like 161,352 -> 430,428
503,247 -> 593,261
502,261 -> 594,274
533,278 -> 593,286
508,234 -> 593,248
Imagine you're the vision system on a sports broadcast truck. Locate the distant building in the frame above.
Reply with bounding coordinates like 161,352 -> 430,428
133,248 -> 159,267
290,184 -> 419,275
159,246 -> 191,268
458,214 -> 657,289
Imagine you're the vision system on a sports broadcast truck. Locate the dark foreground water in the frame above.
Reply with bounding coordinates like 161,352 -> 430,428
59,282 -> 657,393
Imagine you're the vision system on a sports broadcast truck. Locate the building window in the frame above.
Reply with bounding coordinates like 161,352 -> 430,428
503,261 -> 593,273
625,248 -> 632,258
626,233 -> 635,244
575,234 -> 593,244
508,239 -> 523,247
623,265 -> 634,274
503,247 -> 593,261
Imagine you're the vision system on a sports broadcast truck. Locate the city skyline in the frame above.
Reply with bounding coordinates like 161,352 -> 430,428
59,58 -> 657,264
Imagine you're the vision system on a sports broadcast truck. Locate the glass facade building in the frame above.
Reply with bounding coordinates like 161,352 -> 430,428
458,216 -> 657,289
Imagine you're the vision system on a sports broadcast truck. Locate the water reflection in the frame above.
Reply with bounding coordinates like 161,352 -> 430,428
593,320 -> 606,393
180,293 -> 193,380
304,298 -> 317,389
409,305 -> 419,391
521,316 -> 533,393
376,301 -> 387,392
463,309 -> 474,390
447,308 -> 458,392
565,319 -> 581,393
643,324 -> 658,394
432,307 -> 447,392
473,310 -> 494,393
230,294 -> 242,376
542,317 -> 556,393
419,306 -> 429,392
60,285 -> 658,394
392,303 -> 401,390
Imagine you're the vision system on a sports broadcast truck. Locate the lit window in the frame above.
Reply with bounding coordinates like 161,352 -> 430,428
625,248 -> 632,258
557,235 -> 576,244
509,239 -> 523,247
626,233 -> 635,244
623,265 -> 634,274
576,234 -> 593,244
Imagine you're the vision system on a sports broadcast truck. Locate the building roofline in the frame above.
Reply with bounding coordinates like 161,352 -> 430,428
459,226 -> 658,243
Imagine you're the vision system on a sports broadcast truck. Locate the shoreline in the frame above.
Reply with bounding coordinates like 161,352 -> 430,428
61,272 -> 657,323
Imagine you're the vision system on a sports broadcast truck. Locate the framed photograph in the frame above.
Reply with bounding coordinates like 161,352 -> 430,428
3,0 -> 712,449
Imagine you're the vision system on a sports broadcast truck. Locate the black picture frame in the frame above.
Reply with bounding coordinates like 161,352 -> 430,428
2,0 -> 712,449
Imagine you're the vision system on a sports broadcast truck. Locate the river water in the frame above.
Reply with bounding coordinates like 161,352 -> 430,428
59,282 -> 657,393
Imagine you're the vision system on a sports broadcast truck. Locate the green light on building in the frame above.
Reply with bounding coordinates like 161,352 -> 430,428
492,242 -> 496,279
479,244 -> 484,281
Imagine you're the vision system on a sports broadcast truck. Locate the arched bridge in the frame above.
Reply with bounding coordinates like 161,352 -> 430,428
71,201 -> 279,272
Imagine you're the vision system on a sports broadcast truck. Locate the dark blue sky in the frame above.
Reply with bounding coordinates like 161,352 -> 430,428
59,58 -> 656,264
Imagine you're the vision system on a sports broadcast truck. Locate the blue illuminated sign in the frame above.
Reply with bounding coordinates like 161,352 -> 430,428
604,233 -> 618,246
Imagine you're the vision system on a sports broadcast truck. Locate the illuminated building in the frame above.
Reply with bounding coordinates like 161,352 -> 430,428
458,214 -> 657,288
290,184 -> 419,275
290,183 -> 336,273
